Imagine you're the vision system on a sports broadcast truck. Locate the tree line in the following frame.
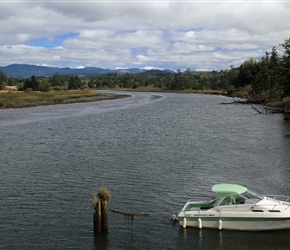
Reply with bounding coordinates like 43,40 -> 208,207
0,73 -> 85,92
1,36 -> 290,106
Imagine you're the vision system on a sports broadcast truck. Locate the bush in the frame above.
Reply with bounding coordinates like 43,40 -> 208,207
24,88 -> 33,92
39,80 -> 50,92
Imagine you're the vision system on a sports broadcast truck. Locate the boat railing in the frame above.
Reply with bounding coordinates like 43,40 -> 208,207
265,195 -> 290,203
253,203 -> 290,211
185,199 -> 211,203
217,202 -> 290,211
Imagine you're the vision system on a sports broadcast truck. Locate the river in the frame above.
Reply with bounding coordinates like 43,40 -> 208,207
1,91 -> 290,250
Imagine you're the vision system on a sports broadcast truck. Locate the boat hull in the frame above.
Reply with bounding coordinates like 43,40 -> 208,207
178,213 -> 290,231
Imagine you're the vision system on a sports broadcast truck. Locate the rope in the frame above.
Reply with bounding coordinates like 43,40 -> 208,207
110,209 -> 149,217
110,209 -> 179,222
110,209 -> 176,215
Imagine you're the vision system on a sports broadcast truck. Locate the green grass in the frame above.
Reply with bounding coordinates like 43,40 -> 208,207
0,90 -> 101,108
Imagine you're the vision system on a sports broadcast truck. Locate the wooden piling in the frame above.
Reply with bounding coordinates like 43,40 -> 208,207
94,200 -> 102,234
101,199 -> 108,231
93,187 -> 111,234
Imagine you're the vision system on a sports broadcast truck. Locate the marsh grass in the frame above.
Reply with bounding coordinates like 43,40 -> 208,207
98,187 -> 111,202
92,195 -> 99,209
92,187 -> 111,209
0,90 -> 100,108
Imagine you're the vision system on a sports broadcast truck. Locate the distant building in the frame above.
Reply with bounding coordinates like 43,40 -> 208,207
5,86 -> 17,91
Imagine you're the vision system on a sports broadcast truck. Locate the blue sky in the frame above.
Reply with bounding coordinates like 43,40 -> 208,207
30,33 -> 79,48
0,1 -> 290,71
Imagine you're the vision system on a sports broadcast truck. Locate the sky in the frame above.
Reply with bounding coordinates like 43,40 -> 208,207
0,0 -> 290,71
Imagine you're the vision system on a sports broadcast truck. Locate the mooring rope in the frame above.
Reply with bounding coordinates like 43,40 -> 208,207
110,209 -> 149,217
110,209 -> 178,219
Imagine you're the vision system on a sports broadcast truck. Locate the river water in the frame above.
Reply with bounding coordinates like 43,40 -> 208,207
1,91 -> 290,250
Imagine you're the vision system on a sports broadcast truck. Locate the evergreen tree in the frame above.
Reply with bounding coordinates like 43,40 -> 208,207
280,37 -> 290,95
88,79 -> 95,88
0,71 -> 8,90
68,75 -> 82,89
171,69 -> 183,90
8,76 -> 17,86
51,72 -> 65,86
23,75 -> 39,91
30,75 -> 39,91
238,59 -> 258,88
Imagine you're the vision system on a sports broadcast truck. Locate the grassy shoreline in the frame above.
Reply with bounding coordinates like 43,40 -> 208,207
1,88 -> 288,112
0,88 -> 228,109
0,90 -> 130,109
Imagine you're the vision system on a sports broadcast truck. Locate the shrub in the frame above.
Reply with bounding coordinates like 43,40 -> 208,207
24,88 -> 33,92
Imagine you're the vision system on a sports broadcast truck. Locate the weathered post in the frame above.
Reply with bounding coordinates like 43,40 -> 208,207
93,199 -> 102,233
93,195 -> 101,234
101,199 -> 108,231
93,187 -> 111,234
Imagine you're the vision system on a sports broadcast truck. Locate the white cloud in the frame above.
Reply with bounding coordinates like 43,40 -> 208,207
0,1 -> 289,70
142,66 -> 160,70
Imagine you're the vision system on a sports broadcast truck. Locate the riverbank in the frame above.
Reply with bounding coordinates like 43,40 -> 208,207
0,90 -> 130,109
1,88 -> 289,120
0,87 -> 225,109
111,86 -> 227,95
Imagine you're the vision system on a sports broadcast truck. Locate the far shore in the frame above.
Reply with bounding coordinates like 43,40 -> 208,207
0,88 -> 228,109
0,90 -> 131,109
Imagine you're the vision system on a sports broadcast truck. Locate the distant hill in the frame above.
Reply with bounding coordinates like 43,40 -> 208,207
139,69 -> 174,76
0,64 -> 175,78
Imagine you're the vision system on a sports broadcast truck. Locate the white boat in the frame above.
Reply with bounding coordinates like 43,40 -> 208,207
178,183 -> 290,231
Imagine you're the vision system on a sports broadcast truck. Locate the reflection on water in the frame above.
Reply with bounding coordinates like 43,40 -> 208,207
178,227 -> 290,250
93,231 -> 108,250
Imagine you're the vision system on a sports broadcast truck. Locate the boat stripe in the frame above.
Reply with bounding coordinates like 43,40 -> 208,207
178,217 -> 290,222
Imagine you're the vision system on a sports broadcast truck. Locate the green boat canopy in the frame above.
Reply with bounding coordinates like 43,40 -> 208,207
212,184 -> 247,195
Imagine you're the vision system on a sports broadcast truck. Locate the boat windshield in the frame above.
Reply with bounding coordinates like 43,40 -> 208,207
217,190 -> 263,206
218,194 -> 246,206
240,190 -> 263,200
